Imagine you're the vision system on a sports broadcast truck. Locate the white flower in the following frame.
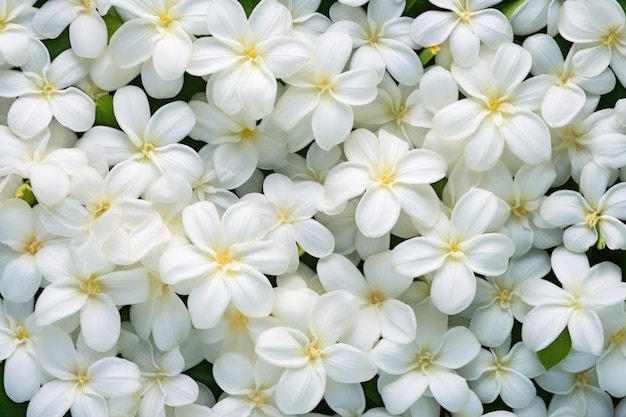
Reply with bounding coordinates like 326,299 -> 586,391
370,302 -> 481,415
596,306 -> 626,397
0,0 -> 38,67
0,122 -> 87,206
559,0 -> 626,87
78,85 -> 201,187
432,43 -> 552,171
33,0 -> 111,58
469,249 -> 551,348
392,188 -> 514,315
159,200 -> 290,329
271,31 -> 379,150
0,41 -> 94,138
27,326 -> 141,417
461,340 -> 544,408
0,299 -> 41,402
520,246 -> 626,356
188,99 -> 288,187
540,162 -> 626,252
317,251 -> 416,351
126,339 -> 199,417
522,33 -> 616,128
109,0 -> 209,98
255,290 -> 377,415
329,0 -> 422,85
187,0 -> 312,119
211,352 -> 285,417
35,247 -> 149,352
0,198 -> 64,302
411,0 -> 512,67
322,128 -> 447,237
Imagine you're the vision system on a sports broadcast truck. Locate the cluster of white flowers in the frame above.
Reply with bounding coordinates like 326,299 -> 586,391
2,0 -> 626,416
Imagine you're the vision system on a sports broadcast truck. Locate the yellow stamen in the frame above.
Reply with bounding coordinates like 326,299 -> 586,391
511,205 -> 526,218
369,293 -> 384,306
42,84 -> 55,96
306,343 -> 322,360
141,142 -> 154,157
26,240 -> 41,255
15,326 -> 28,343
429,45 -> 441,55
94,202 -> 110,218
85,275 -> 100,295
585,211 -> 600,228
217,253 -> 231,265
241,128 -> 253,139
246,49 -> 257,59
602,29 -> 619,46
611,329 -> 626,344
488,98 -> 500,111
416,352 -> 431,367
249,391 -> 265,407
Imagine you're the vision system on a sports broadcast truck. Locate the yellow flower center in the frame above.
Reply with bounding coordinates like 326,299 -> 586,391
415,352 -> 432,368
611,329 -> 626,344
83,0 -> 92,9
602,28 -> 619,46
241,128 -> 254,139
77,374 -> 89,386
249,391 -> 265,407
246,49 -> 257,59
217,252 -> 231,266
488,98 -> 500,111
42,84 -> 55,96
15,326 -> 28,343
318,79 -> 331,93
369,293 -> 384,306
585,211 -> 600,228
85,275 -> 100,295
511,205 -> 526,218
429,45 -> 441,55
306,343 -> 322,360
574,372 -> 588,387
26,239 -> 41,255
231,311 -> 248,326
94,202 -> 110,218
141,142 -> 154,158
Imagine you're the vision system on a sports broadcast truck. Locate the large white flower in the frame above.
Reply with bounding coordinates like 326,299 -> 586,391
35,248 -> 149,352
33,0 -> 111,58
370,302 -> 481,415
322,128 -> 447,237
520,246 -> 626,356
109,0 -> 209,98
0,40 -> 95,138
392,188 -> 514,315
411,0 -> 512,67
255,290 -> 377,415
187,0 -> 312,119
0,0 -> 38,67
271,31 -> 379,150
27,326 -> 141,417
159,200 -> 290,329
329,0 -> 422,85
540,162 -> 626,252
432,43 -> 552,171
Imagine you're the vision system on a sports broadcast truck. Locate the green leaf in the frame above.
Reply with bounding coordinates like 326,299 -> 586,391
497,0 -> 528,18
240,0 -> 261,16
404,0 -> 430,18
42,28 -> 70,60
103,7 -> 124,41
95,94 -> 119,128
184,360 -> 222,398
537,328 -> 571,370
363,376 -> 383,407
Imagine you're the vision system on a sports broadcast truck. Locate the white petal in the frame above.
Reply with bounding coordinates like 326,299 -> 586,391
0,254 -> 40,302
259,36 -> 312,79
433,99 -> 486,141
380,299 -> 418,345
7,95 -> 52,138
323,343 -> 377,383
502,110 -> 551,165
568,311 -> 604,355
273,86 -> 319,130
355,185 -> 401,238
187,276 -> 229,329
163,374 -> 199,406
69,14 -> 107,59
461,233 -> 515,276
573,45 -> 611,78
499,370 -> 536,408
521,305 -> 571,352
310,290 -> 358,344
411,11 -> 457,47
88,356 -> 141,397
377,39 -> 423,86
80,294 -> 120,352
152,29 -> 192,81
113,86 -> 151,140
4,347 -> 39,402
562,224 -> 597,252
312,95 -> 353,150
491,43 -> 532,88
293,219 -> 335,257
471,9 -> 512,48
451,188 -> 499,238
26,380 -> 75,417
424,368 -> 470,413
256,326 -> 310,368
145,101 -> 196,145
206,0 -> 247,41
380,372 -> 428,415
187,37 -> 239,76
35,282 -> 86,325
50,88 -> 95,133
227,266 -> 274,318
449,22 -> 480,67
470,303 -> 513,347
331,68 -> 379,105
109,20 -> 155,67
276,363 -> 326,415
213,352 -> 255,394
391,237 -> 447,277
431,257 -> 477,315
323,162 -> 369,208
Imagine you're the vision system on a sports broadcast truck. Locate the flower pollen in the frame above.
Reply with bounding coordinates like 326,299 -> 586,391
602,28 -> 619,47
94,202 -> 110,218
612,329 -> 626,344
585,211 -> 600,228
26,239 -> 41,255
249,391 -> 265,407
415,351 -> 432,369
217,252 -> 231,266
42,84 -> 55,96
511,204 -> 527,217
15,326 -> 28,343
306,343 -> 322,360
